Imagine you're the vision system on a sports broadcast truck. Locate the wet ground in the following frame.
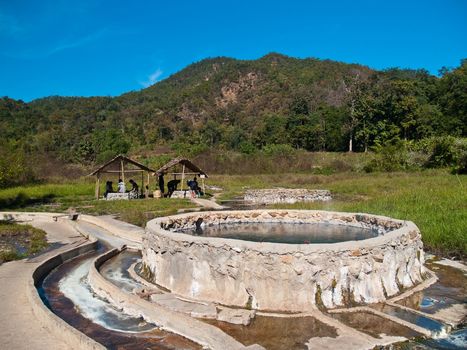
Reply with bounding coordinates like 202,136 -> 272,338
38,234 -> 466,350
386,327 -> 466,350
396,260 -> 467,316
330,311 -> 421,339
373,304 -> 448,335
205,315 -> 338,350
178,222 -> 379,244
384,259 -> 467,350
39,248 -> 201,350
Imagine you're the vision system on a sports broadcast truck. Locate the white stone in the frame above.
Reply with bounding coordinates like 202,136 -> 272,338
217,307 -> 256,326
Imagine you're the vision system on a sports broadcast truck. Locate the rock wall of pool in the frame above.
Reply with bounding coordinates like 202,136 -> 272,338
142,210 -> 428,311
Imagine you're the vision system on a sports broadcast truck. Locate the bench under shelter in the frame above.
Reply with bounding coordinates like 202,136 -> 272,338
89,154 -> 156,200
155,157 -> 208,198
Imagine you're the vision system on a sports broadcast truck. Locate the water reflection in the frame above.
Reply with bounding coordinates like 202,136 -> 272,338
179,222 -> 379,244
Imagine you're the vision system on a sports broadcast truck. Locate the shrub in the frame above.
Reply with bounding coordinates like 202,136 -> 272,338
261,144 -> 296,157
0,146 -> 36,188
239,141 -> 256,155
423,137 -> 467,173
451,139 -> 467,174
425,136 -> 456,168
363,142 -> 409,172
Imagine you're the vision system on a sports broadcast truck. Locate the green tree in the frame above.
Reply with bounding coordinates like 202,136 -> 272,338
437,59 -> 467,135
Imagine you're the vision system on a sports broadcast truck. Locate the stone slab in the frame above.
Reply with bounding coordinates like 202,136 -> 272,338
217,307 -> 256,325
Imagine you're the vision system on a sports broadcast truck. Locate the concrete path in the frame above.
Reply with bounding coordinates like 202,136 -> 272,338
0,216 -> 87,350
191,197 -> 226,209
75,220 -> 136,249
79,214 -> 143,248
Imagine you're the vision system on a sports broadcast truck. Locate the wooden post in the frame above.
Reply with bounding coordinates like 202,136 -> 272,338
180,164 -> 185,191
201,176 -> 205,197
95,173 -> 100,199
120,159 -> 125,183
141,171 -> 144,198
146,172 -> 150,198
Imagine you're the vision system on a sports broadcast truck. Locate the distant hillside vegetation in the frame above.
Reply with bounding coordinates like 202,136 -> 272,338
0,53 -> 465,167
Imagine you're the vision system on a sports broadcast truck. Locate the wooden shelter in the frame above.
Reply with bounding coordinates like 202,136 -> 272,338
89,155 -> 156,199
155,157 -> 208,193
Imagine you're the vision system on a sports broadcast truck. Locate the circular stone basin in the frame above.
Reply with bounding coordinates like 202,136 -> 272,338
178,222 -> 380,244
143,210 -> 427,311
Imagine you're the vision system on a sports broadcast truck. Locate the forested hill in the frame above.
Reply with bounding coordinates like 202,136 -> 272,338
1,53 -> 466,165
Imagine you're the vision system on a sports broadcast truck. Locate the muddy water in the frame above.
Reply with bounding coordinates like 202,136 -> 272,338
330,311 -> 421,339
205,315 -> 337,350
179,222 -> 379,244
40,249 -> 201,349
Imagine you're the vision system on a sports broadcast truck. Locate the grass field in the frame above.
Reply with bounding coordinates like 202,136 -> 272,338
211,170 -> 467,258
0,220 -> 48,264
0,180 -> 194,227
0,170 -> 465,258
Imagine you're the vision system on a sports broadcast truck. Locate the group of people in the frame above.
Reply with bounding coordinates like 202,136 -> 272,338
158,174 -> 203,198
104,178 -> 139,199
103,175 -> 203,199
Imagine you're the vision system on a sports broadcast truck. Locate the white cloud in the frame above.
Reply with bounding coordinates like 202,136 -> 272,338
1,28 -> 107,59
47,29 -> 107,55
140,68 -> 163,87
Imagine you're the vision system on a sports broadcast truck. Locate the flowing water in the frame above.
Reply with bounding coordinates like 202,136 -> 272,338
384,259 -> 467,350
99,250 -> 144,293
374,304 -> 449,335
36,221 -> 466,350
396,260 -> 467,315
39,248 -> 201,349
178,222 -> 379,244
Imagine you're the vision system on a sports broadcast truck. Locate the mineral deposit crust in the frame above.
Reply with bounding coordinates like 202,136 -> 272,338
143,210 -> 426,311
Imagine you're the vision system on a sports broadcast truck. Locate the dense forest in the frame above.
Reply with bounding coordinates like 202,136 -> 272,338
0,53 -> 466,185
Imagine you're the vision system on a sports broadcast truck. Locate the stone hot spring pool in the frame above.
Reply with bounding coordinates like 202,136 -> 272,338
177,221 -> 380,244
142,210 -> 427,311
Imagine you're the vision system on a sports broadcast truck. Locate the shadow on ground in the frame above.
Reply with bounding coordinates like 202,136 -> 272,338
0,192 -> 56,210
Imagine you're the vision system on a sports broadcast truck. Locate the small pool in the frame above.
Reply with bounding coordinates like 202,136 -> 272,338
178,222 -> 380,244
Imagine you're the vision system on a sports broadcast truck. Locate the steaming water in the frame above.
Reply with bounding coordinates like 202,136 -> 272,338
179,222 -> 379,244
58,256 -> 155,333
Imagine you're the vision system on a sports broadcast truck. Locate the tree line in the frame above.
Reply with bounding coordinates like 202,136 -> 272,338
0,53 -> 465,183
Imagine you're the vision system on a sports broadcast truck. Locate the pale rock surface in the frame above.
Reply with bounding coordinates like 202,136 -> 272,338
143,210 -> 426,310
244,188 -> 332,204
217,307 -> 256,325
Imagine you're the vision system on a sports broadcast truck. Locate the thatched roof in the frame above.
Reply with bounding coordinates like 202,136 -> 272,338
89,155 -> 156,176
155,157 -> 208,177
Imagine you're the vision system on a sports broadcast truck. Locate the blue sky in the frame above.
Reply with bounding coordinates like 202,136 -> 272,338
1,0 -> 466,102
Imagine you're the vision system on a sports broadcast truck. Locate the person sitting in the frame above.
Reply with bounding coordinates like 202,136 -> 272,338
104,181 -> 114,199
117,179 -> 126,193
129,179 -> 139,199
167,179 -> 180,198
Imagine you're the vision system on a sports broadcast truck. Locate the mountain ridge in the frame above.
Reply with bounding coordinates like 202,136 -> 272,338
0,53 -> 465,165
